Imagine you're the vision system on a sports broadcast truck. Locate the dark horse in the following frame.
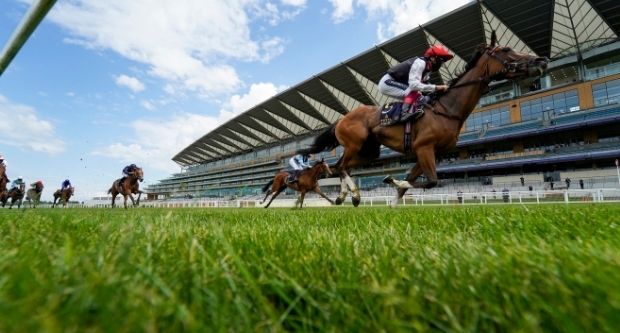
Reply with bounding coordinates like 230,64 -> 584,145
298,32 -> 548,207
0,164 -> 7,206
52,187 -> 74,208
261,159 -> 333,209
26,182 -> 44,208
108,167 -> 144,209
1,184 -> 25,209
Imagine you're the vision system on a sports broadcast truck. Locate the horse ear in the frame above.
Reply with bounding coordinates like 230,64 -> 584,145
490,30 -> 497,48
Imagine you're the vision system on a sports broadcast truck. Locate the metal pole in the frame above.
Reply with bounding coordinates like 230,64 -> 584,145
0,0 -> 57,76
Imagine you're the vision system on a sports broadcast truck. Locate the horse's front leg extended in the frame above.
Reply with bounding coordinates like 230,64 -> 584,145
342,172 -> 361,207
314,186 -> 334,204
128,193 -> 136,207
384,163 -> 423,207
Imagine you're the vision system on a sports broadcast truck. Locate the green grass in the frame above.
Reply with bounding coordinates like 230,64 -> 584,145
0,205 -> 619,332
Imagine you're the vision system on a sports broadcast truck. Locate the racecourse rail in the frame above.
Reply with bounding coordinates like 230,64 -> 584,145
77,188 -> 620,208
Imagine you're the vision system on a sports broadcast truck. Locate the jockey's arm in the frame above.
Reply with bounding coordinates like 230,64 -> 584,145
406,58 -> 436,94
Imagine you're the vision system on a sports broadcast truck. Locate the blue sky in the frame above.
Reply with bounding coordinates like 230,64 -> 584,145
0,0 -> 469,200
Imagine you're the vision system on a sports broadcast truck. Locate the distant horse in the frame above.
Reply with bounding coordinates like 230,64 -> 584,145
261,159 -> 333,209
1,184 -> 25,209
26,182 -> 44,208
108,167 -> 144,209
0,164 -> 7,206
298,31 -> 548,207
52,187 -> 74,208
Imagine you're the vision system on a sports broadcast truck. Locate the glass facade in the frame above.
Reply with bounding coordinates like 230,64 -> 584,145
465,106 -> 510,131
520,90 -> 579,121
592,78 -> 620,107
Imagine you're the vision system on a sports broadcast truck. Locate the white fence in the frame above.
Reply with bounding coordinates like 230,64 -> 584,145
82,188 -> 620,208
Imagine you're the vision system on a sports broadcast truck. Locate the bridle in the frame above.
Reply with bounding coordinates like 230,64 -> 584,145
432,46 -> 543,122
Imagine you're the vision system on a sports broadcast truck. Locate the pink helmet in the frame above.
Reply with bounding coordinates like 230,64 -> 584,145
424,44 -> 454,60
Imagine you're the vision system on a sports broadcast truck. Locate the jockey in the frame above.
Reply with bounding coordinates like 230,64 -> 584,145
10,176 -> 24,192
61,179 -> 72,191
122,163 -> 138,177
289,154 -> 311,171
378,44 -> 454,122
288,154 -> 311,183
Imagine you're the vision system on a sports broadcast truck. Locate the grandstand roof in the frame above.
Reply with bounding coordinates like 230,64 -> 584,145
173,0 -> 620,166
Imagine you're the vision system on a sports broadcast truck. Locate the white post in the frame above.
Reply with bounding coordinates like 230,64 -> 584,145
564,191 -> 569,204
616,159 -> 620,187
536,192 -> 540,204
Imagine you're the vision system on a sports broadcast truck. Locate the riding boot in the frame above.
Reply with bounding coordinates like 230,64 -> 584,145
399,103 -> 424,123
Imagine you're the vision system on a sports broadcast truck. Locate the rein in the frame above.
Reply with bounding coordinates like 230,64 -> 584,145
430,47 -> 518,122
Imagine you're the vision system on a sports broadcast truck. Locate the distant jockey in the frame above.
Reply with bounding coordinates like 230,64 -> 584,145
61,179 -> 72,191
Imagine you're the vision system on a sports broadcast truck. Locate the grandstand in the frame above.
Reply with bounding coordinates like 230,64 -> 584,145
145,0 -> 620,201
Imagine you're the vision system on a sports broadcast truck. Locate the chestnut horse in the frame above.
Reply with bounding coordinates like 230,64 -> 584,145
0,164 -> 7,206
52,187 -> 74,208
260,159 -> 333,209
298,32 -> 548,207
26,182 -> 44,208
108,167 -> 144,209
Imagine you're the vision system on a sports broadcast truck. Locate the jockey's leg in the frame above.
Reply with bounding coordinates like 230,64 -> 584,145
400,92 -> 424,122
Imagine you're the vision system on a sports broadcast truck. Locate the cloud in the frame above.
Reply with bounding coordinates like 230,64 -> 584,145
140,100 -> 155,110
92,82 -> 286,172
115,74 -> 145,92
49,0 -> 303,98
0,95 -> 65,154
328,0 -> 471,40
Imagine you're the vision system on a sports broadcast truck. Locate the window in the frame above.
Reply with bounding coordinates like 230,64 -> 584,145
465,106 -> 510,131
520,89 -> 579,121
593,79 -> 620,107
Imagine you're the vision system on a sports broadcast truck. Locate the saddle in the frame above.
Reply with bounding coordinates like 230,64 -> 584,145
379,96 -> 431,126
287,170 -> 302,184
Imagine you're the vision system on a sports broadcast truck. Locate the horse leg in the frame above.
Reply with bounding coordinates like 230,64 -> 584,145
411,146 -> 438,189
123,194 -> 129,209
128,193 -> 136,207
264,185 -> 286,208
334,174 -> 349,205
136,191 -> 142,206
314,186 -> 334,204
260,188 -> 273,204
296,191 -> 307,209
385,164 -> 423,207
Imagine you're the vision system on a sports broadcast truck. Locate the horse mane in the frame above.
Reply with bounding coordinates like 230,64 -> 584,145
447,45 -> 485,88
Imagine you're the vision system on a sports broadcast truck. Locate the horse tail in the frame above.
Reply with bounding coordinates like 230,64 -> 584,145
297,124 -> 339,155
262,179 -> 274,193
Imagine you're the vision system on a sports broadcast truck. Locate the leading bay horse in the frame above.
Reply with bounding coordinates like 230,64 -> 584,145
261,159 -> 333,209
109,167 -> 144,208
52,187 -> 74,208
298,32 -> 548,207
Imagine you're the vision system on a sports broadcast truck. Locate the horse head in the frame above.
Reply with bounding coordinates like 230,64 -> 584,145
319,158 -> 332,176
134,167 -> 144,182
479,31 -> 548,81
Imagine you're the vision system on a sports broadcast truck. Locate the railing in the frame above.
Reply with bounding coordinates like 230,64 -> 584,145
83,188 -> 620,208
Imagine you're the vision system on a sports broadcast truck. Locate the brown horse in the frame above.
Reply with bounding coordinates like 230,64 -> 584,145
261,159 -> 333,209
52,187 -> 74,208
0,164 -> 7,206
298,32 -> 548,207
1,184 -> 25,209
26,182 -> 44,208
108,167 -> 144,208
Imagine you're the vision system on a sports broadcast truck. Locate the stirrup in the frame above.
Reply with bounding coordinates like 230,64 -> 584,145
400,109 -> 424,123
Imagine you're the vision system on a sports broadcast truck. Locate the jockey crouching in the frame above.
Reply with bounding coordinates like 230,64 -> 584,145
9,176 -> 25,194
288,154 -> 311,183
378,44 -> 453,123
120,164 -> 138,191
31,180 -> 44,193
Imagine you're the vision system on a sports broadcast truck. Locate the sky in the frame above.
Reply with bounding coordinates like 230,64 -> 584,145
0,0 -> 470,201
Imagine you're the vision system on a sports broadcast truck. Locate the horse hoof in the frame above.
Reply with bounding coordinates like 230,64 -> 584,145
352,197 -> 361,207
335,197 -> 343,205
